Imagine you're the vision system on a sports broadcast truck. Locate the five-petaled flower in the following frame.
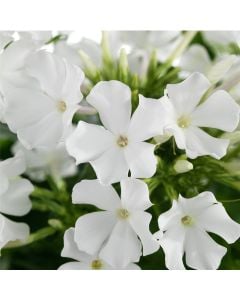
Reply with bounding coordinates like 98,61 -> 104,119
59,228 -> 140,270
154,191 -> 240,270
161,72 -> 240,159
72,178 -> 159,268
66,80 -> 166,184
4,51 -> 84,150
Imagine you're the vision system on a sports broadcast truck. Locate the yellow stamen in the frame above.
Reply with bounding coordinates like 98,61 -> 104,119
57,100 -> 67,113
91,259 -> 103,270
117,208 -> 130,220
117,135 -> 128,147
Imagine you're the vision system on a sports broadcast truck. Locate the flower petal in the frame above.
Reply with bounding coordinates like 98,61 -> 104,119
0,214 -> 29,249
26,51 -> 66,99
61,59 -> 84,104
120,178 -> 152,211
128,95 -> 166,141
58,262 -> 91,270
99,221 -> 142,268
0,178 -> 33,216
184,126 -> 229,159
87,80 -> 131,134
66,121 -> 114,164
72,179 -> 121,211
17,111 -> 63,150
129,211 -> 159,255
185,228 -> 227,270
124,142 -> 157,178
90,147 -> 129,185
179,45 -> 211,75
74,211 -> 116,255
4,87 -> 55,133
167,73 -> 211,115
192,90 -> 240,132
159,226 -> 186,270
61,228 -> 91,262
158,200 -> 182,231
197,202 -> 240,243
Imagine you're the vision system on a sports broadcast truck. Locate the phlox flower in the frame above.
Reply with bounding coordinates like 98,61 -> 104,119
72,178 -> 159,268
59,228 -> 140,270
0,154 -> 33,250
67,80 -> 166,184
4,51 -> 85,149
154,192 -> 240,270
161,72 -> 240,159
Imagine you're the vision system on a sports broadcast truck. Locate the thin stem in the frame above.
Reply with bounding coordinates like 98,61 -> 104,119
5,227 -> 57,249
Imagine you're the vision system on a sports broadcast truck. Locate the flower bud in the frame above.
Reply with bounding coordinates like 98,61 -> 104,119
173,159 -> 193,174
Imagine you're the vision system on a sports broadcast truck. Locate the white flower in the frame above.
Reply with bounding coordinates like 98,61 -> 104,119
18,31 -> 52,46
12,141 -> 77,182
59,228 -> 140,270
154,192 -> 240,270
203,31 -> 240,48
161,72 -> 240,159
0,39 -> 36,90
54,37 -> 101,68
67,80 -> 166,184
0,31 -> 14,50
72,178 -> 159,268
4,51 -> 85,150
0,154 -> 33,250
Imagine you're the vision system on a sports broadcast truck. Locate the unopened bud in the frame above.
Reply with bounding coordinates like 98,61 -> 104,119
174,159 -> 193,174
79,50 -> 99,80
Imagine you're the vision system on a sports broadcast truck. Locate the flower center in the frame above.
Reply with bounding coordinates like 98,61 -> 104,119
117,208 -> 130,220
181,215 -> 194,226
91,259 -> 103,270
57,100 -> 67,113
117,135 -> 128,148
177,115 -> 191,128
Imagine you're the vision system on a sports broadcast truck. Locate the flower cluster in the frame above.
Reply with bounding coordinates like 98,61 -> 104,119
1,31 -> 240,270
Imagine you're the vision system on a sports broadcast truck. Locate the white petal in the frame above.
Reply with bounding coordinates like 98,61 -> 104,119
61,59 -> 84,104
87,80 -> 132,134
0,153 -> 26,179
129,211 -> 159,255
128,95 -> 166,141
159,226 -> 186,270
0,178 -> 33,216
158,200 -> 182,231
66,121 -> 114,164
58,262 -> 91,270
167,73 -> 211,115
120,178 -> 152,211
179,45 -> 211,75
192,90 -> 240,132
90,147 -> 129,185
0,171 -> 8,196
99,221 -> 142,268
184,126 -> 229,159
74,211 -> 116,255
0,214 -> 29,249
26,51 -> 66,99
61,228 -> 91,262
164,124 -> 186,150
185,228 -> 226,270
72,179 -> 121,211
17,111 -> 63,150
0,39 -> 35,72
124,263 -> 141,270
197,202 -> 240,243
178,192 -> 217,217
4,87 -> 55,133
124,142 -> 157,179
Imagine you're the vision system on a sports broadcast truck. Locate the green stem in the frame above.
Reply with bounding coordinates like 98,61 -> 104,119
5,227 -> 57,249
